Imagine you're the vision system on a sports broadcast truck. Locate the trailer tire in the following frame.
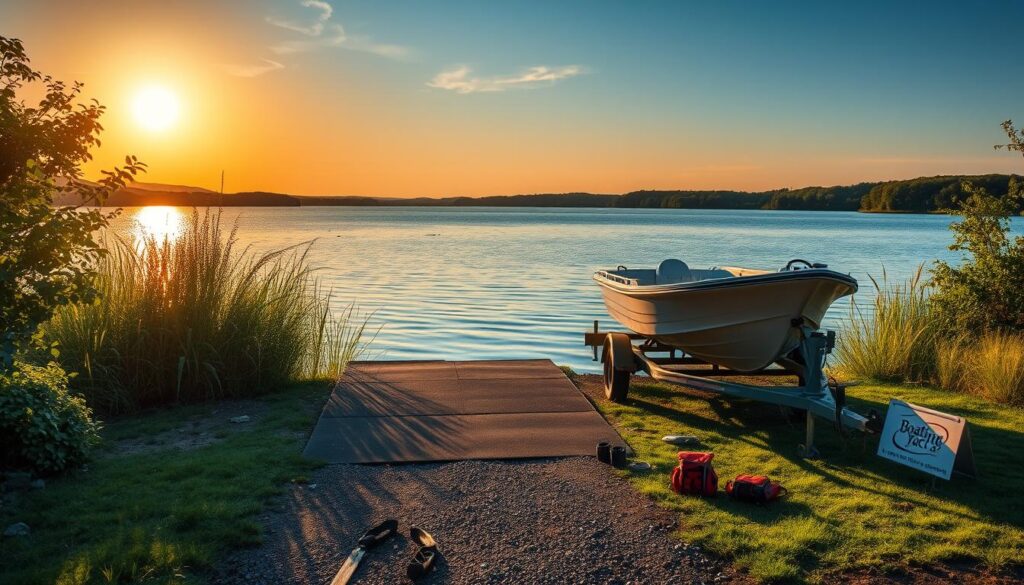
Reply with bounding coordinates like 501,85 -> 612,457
602,333 -> 633,402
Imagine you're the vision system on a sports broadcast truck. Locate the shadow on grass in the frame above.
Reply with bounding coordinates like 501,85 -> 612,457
590,375 -> 1024,582
628,379 -> 1024,526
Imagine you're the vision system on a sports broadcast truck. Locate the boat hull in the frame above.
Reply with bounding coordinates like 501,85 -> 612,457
596,270 -> 856,372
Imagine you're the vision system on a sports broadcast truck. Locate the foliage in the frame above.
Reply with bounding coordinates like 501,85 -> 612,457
0,35 -> 145,369
0,380 -> 329,585
46,209 -> 365,414
0,361 -> 99,474
859,174 -> 1015,213
615,189 -> 769,209
834,266 -> 937,382
929,122 -> 1024,335
764,183 -> 874,211
591,376 -> 1024,582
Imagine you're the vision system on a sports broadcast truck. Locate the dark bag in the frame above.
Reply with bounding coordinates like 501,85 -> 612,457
670,451 -> 717,497
725,474 -> 786,503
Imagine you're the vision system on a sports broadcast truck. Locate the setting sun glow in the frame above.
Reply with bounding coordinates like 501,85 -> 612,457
132,206 -> 184,243
131,85 -> 180,132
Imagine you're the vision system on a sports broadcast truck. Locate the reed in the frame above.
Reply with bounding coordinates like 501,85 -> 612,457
968,331 -> 1024,405
834,266 -> 936,382
934,334 -> 971,393
47,209 -> 364,414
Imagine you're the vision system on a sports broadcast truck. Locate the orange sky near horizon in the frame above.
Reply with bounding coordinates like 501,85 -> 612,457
4,1 -> 1022,197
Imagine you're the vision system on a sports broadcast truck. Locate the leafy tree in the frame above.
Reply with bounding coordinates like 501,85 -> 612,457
0,35 -> 146,369
930,121 -> 1024,334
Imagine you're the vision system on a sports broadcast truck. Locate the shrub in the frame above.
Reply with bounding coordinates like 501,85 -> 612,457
0,35 -> 144,369
930,180 -> 1024,335
47,209 -> 365,414
0,361 -> 99,474
967,332 -> 1024,405
834,266 -> 936,382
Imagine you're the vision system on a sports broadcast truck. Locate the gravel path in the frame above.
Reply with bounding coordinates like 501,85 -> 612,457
214,457 -> 742,584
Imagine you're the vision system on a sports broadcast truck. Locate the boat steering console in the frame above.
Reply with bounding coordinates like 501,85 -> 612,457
782,258 -> 828,271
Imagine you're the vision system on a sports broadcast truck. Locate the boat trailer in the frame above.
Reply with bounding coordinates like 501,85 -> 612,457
584,320 -> 882,457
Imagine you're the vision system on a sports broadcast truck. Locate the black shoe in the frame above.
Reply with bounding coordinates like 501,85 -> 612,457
406,526 -> 438,580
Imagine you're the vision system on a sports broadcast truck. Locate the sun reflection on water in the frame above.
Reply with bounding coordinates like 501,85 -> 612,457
131,206 -> 184,243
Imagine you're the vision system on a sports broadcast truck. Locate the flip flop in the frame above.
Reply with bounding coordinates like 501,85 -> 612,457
406,526 -> 438,580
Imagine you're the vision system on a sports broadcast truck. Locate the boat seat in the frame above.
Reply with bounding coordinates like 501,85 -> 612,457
657,259 -> 691,284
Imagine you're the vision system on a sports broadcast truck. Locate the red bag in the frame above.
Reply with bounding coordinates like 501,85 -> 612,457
725,474 -> 786,503
670,451 -> 718,497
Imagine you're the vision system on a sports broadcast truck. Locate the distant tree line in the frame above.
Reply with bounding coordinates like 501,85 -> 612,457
858,175 -> 1018,213
614,176 -> 1020,213
76,175 -> 1023,213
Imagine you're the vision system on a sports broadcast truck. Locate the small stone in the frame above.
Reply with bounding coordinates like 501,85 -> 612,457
229,415 -> 251,424
480,563 -> 488,569
30,479 -> 45,490
4,522 -> 30,537
3,472 -> 32,492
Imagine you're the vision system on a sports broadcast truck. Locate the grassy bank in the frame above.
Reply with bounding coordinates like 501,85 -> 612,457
584,375 -> 1024,583
0,380 -> 332,585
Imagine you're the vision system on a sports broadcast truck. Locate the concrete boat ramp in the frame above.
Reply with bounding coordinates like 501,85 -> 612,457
303,359 -> 627,463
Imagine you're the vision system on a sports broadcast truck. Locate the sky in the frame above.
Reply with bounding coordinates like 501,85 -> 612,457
3,0 -> 1024,197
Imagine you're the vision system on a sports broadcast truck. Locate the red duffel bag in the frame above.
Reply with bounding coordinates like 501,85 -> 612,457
725,474 -> 787,503
670,451 -> 718,497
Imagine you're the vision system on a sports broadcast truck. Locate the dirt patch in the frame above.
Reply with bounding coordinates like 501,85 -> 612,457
102,399 -> 271,458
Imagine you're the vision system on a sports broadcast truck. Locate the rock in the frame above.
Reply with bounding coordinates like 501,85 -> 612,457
229,415 -> 251,424
627,461 -> 652,472
3,472 -> 32,492
662,435 -> 700,445
30,479 -> 45,490
4,522 -> 30,537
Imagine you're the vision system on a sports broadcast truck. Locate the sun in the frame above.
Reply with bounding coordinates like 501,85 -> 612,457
131,85 -> 180,132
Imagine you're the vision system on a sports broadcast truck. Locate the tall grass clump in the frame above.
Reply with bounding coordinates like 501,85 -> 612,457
47,209 -> 365,414
934,335 -> 971,393
968,332 -> 1024,405
834,266 -> 936,382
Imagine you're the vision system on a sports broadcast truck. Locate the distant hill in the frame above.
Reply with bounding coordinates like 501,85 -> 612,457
54,174 -> 1020,213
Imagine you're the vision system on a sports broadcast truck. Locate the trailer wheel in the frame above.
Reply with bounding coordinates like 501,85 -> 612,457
602,334 -> 633,402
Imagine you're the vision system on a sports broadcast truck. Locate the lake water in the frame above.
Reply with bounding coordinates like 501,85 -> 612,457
109,207 -> 1013,373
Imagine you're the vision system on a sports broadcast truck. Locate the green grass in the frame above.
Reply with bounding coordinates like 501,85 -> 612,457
0,380 -> 332,585
594,378 -> 1024,583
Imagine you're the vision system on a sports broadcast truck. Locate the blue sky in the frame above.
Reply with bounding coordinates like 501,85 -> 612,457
3,0 -> 1023,195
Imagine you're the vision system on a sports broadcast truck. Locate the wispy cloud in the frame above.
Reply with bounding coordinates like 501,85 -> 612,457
266,0 -> 333,36
223,59 -> 285,78
428,65 -> 584,94
229,1 -> 409,77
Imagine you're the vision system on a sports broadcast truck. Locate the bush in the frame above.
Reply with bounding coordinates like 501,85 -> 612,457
47,209 -> 365,414
0,361 -> 99,474
1,35 -> 144,369
930,179 -> 1024,335
835,266 -> 936,382
968,332 -> 1024,405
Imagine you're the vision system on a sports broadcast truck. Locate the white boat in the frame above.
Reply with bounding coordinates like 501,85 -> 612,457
593,259 -> 858,372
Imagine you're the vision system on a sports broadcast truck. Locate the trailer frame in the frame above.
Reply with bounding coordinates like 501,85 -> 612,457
584,320 -> 881,457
